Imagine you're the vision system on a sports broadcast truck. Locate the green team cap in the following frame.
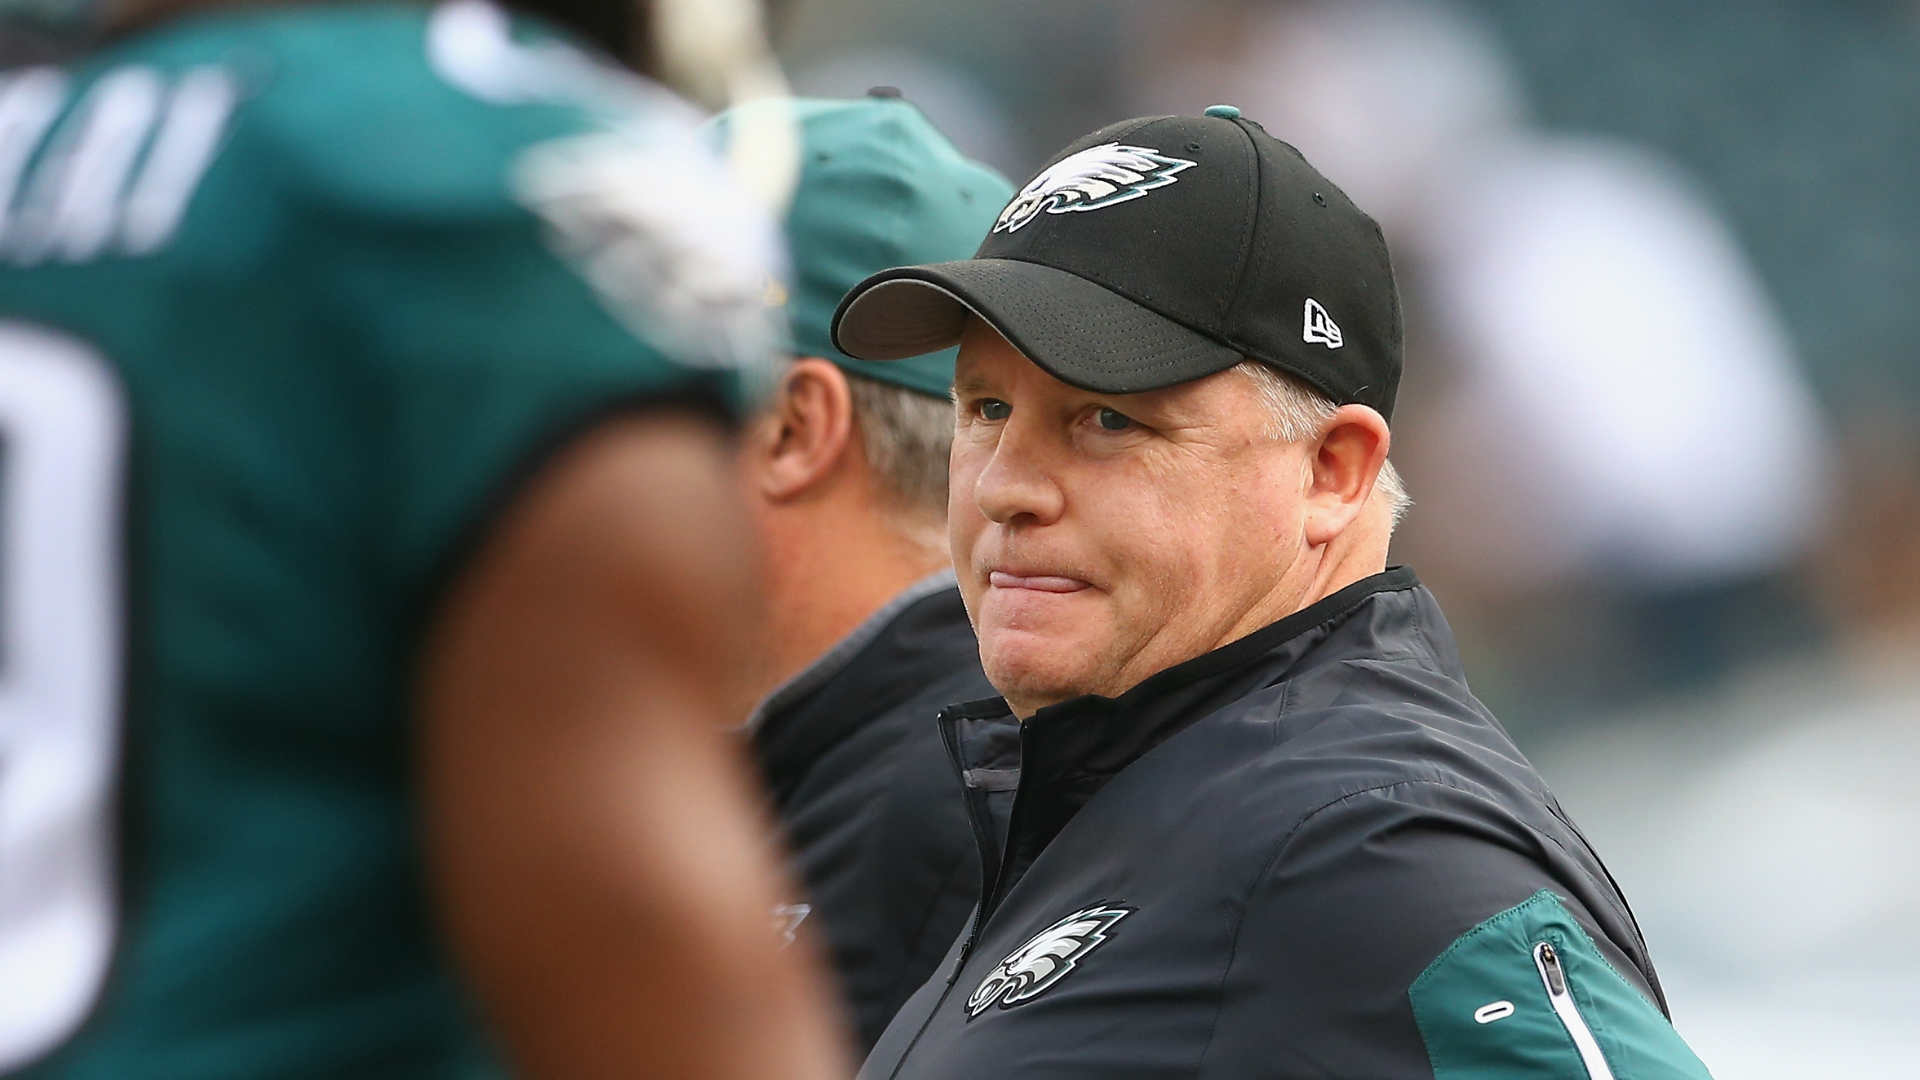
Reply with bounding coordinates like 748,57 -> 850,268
707,92 -> 1013,399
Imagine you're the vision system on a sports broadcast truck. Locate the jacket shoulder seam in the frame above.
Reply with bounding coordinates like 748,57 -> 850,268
1193,776 -> 1455,1074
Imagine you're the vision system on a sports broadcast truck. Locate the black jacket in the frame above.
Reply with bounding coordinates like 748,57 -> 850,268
750,574 -> 1014,1055
862,568 -> 1713,1079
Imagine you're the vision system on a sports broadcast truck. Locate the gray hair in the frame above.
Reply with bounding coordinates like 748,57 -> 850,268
1234,361 -> 1413,528
843,371 -> 954,538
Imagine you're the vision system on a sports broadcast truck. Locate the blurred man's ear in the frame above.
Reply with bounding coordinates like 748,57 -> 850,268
753,358 -> 856,502
1302,404 -> 1391,547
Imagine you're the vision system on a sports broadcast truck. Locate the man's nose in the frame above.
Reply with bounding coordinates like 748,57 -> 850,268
973,418 -> 1066,527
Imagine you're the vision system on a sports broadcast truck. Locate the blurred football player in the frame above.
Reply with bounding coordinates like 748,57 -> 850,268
0,0 -> 847,1076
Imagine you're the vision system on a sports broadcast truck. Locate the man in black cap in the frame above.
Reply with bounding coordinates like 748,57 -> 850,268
831,108 -> 1715,1078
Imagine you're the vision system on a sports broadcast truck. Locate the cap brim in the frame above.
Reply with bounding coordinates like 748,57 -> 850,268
830,259 -> 1244,395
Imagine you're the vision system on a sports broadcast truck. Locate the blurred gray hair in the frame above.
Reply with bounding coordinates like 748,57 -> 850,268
843,371 -> 953,542
1235,362 -> 1413,528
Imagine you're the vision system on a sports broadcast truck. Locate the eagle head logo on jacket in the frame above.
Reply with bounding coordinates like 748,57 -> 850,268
965,905 -> 1133,1018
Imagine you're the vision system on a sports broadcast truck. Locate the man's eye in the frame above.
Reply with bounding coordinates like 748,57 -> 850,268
1096,407 -> 1134,431
978,399 -> 1011,421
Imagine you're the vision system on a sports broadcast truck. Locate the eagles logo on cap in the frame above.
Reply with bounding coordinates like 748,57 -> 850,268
993,143 -> 1196,234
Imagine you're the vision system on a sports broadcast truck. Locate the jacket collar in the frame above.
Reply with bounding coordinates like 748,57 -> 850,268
750,571 -> 986,805
945,567 -> 1425,921
744,569 -> 959,734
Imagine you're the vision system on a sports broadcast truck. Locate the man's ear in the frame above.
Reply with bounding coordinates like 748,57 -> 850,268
1303,404 -> 1391,547
752,358 -> 856,502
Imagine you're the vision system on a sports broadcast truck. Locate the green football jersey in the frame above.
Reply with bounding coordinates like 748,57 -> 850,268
0,3 -> 776,1076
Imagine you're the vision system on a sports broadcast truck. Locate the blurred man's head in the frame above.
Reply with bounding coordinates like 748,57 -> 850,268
710,94 -> 1010,689
834,108 -> 1409,716
745,355 -> 955,557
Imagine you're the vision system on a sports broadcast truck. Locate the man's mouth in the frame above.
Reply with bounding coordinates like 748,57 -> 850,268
988,571 -> 1090,593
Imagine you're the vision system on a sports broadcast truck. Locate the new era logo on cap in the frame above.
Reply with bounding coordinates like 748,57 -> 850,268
1303,298 -> 1343,349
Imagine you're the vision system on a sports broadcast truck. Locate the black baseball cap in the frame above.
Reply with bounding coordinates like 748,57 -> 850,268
829,106 -> 1404,419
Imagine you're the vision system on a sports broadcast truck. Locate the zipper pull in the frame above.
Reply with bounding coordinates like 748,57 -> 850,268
1532,940 -> 1617,1080
1538,942 -> 1567,996
946,942 -> 969,986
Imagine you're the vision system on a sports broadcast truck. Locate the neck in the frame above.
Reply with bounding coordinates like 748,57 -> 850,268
1288,499 -> 1396,615
1297,544 -> 1391,615
747,497 -> 949,708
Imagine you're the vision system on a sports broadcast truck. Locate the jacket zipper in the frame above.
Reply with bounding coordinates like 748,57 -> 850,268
886,712 -> 1013,1079
1533,941 -> 1615,1080
939,713 -> 1004,982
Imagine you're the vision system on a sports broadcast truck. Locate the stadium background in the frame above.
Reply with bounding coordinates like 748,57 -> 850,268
772,1 -> 1920,1075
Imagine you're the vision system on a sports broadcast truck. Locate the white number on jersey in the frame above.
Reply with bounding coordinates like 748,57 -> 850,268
0,322 -> 127,1071
0,63 -> 236,265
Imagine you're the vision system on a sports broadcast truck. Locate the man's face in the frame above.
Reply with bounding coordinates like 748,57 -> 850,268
950,320 -> 1314,716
